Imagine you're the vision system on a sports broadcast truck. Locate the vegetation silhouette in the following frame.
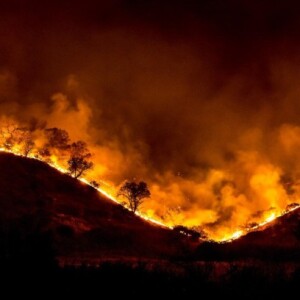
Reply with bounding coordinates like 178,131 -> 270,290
118,181 -> 150,213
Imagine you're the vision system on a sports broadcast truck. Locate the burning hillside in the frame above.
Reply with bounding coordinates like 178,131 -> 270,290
0,117 -> 298,241
1,151 -> 300,300
2,1 -> 300,241
0,151 -> 191,261
195,204 -> 300,261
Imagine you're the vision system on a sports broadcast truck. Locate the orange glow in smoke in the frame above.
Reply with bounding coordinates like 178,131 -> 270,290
1,145 -> 299,242
1,114 -> 300,242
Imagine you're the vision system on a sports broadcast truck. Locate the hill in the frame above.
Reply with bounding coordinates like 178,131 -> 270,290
196,206 -> 300,261
2,152 -> 300,297
0,152 -> 192,265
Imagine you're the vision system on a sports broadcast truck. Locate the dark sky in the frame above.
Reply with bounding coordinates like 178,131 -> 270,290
1,0 -> 300,172
1,0 -> 300,100
2,0 -> 300,236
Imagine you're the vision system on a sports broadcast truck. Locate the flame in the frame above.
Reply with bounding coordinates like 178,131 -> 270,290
0,147 -> 168,229
265,212 -> 276,223
217,205 -> 300,243
1,115 -> 300,243
227,230 -> 243,241
1,145 -> 299,242
3,8 -> 300,245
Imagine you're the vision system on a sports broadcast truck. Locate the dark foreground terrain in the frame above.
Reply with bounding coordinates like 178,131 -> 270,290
2,258 -> 300,298
1,152 -> 300,297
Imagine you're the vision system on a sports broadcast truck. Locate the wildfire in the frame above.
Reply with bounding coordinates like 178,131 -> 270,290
216,204 -> 300,243
0,146 -> 168,229
1,145 -> 299,242
3,3 -> 300,247
1,117 -> 300,243
226,230 -> 243,242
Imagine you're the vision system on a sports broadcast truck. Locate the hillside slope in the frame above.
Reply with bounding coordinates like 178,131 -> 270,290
196,206 -> 300,260
3,151 -> 300,265
0,152 -> 190,264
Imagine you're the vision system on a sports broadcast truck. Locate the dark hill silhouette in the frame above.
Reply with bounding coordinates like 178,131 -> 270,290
1,152 -> 300,298
196,206 -> 300,261
0,152 -> 191,266
2,150 -> 300,264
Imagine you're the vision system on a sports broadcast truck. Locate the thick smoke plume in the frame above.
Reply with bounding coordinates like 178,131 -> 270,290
1,1 -> 300,239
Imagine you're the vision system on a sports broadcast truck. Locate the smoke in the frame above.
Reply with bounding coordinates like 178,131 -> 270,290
1,1 -> 300,239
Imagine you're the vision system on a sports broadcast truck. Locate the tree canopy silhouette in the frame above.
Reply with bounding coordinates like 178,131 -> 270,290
16,127 -> 35,157
67,141 -> 93,178
118,181 -> 150,213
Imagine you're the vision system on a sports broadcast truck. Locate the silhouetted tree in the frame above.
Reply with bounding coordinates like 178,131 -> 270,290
67,141 -> 93,178
0,121 -> 36,155
117,181 -> 150,213
16,128 -> 35,156
44,128 -> 70,150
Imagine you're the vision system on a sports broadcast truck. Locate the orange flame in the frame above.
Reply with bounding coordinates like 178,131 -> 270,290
1,145 -> 299,242
0,147 -> 168,229
1,113 -> 300,242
